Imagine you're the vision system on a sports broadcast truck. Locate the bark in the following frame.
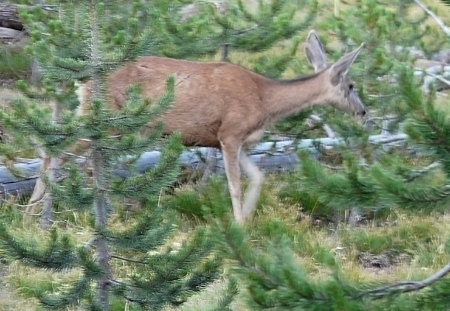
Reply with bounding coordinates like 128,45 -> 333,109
39,101 -> 61,229
38,158 -> 55,229
92,149 -> 112,310
0,4 -> 23,31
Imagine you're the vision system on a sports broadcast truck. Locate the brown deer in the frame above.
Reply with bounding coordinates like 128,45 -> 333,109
30,31 -> 365,224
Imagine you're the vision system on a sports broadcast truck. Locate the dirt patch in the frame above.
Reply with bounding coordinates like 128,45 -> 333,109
358,250 -> 411,275
0,77 -> 20,89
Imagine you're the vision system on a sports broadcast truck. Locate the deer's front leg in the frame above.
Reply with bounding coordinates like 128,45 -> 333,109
220,140 -> 244,224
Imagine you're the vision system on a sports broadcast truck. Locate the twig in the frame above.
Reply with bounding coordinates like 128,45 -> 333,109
29,137 -> 47,158
367,93 -> 398,99
421,70 -> 450,88
406,161 -> 440,182
364,115 -> 398,122
111,254 -> 148,265
308,114 -> 336,138
110,279 -> 139,288
62,152 -> 88,161
413,0 -> 450,36
358,262 -> 450,299
84,236 -> 98,250
0,194 -> 45,208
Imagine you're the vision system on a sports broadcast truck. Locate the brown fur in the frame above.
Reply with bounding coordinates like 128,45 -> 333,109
80,56 -> 338,148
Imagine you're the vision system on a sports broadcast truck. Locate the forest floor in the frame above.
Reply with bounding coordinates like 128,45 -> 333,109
0,263 -> 37,311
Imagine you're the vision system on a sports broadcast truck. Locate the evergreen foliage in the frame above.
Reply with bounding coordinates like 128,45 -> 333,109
212,219 -> 450,310
275,0 -> 447,139
275,0 -> 450,220
0,1 -> 227,310
284,67 -> 450,217
146,0 -> 317,61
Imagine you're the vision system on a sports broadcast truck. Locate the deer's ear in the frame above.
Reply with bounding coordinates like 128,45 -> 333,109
305,30 -> 327,72
330,43 -> 364,84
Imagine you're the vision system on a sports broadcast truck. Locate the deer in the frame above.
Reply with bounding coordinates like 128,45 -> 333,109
29,31 -> 365,224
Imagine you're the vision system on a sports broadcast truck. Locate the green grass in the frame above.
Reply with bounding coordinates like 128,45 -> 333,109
0,48 -> 31,79
0,174 -> 448,310
338,217 -> 441,255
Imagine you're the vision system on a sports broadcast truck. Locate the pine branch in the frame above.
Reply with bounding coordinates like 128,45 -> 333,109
0,226 -> 78,270
111,133 -> 182,199
36,276 -> 92,310
212,277 -> 238,311
357,262 -> 450,299
406,161 -> 440,182
106,207 -> 174,252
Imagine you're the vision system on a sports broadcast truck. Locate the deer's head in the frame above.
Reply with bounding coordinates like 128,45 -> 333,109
305,31 -> 366,117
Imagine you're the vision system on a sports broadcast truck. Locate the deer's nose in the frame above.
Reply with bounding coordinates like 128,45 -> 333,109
356,109 -> 367,117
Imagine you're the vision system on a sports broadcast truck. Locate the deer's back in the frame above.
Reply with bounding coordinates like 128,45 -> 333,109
80,56 -> 266,147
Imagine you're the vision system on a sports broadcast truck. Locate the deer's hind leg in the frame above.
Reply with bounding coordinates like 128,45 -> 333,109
220,139 -> 244,224
240,128 -> 265,219
240,152 -> 264,219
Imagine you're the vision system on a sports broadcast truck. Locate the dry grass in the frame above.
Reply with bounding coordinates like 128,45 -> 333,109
0,87 -> 24,109
0,263 -> 40,311
423,0 -> 450,23
3,203 -> 448,310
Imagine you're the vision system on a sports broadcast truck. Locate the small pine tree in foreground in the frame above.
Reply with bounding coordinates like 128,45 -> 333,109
0,1 -> 222,310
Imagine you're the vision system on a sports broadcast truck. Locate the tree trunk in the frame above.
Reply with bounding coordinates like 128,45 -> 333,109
89,1 -> 111,309
92,149 -> 112,310
38,101 -> 61,229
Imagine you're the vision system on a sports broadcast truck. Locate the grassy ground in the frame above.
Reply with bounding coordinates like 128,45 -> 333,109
0,38 -> 31,87
2,175 -> 449,311
175,175 -> 450,310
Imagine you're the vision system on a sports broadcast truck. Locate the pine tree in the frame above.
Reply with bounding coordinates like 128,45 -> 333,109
0,1 -> 222,310
275,0 -> 448,139
0,1 -> 321,308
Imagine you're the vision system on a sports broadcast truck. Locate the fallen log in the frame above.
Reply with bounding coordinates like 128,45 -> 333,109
0,160 -> 41,199
0,26 -> 24,40
0,133 -> 408,199
0,3 -> 23,31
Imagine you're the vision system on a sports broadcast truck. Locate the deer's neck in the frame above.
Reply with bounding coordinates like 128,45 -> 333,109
259,71 -> 330,122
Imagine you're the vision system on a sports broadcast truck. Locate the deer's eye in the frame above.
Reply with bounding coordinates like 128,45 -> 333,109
349,84 -> 354,90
